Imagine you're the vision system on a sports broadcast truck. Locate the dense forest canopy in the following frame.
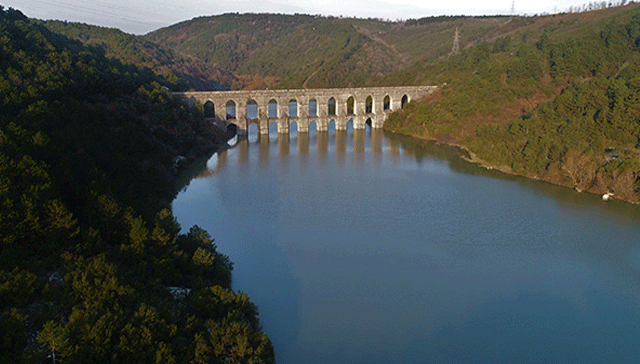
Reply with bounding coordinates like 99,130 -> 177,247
142,13 -> 506,89
42,20 -> 239,91
383,3 -> 640,203
0,6 -> 273,363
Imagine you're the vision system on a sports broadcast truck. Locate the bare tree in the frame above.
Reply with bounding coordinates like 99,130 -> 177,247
611,169 -> 639,202
561,149 -> 596,191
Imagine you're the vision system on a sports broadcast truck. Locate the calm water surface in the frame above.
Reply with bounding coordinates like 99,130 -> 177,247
173,125 -> 640,364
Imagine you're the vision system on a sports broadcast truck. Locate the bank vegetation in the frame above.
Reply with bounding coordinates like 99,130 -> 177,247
384,4 -> 640,203
0,7 -> 273,363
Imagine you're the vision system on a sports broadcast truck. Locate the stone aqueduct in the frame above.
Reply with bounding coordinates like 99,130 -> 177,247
174,86 -> 437,137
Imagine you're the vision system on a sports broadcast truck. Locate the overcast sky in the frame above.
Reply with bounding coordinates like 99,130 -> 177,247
3,0 -> 593,34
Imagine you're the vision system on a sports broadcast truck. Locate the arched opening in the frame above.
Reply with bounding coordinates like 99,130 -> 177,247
308,120 -> 317,135
225,100 -> 236,120
206,153 -> 218,171
401,95 -> 409,108
246,99 -> 258,120
269,121 -> 278,141
383,95 -> 391,110
290,121 -> 298,139
288,99 -> 298,117
365,117 -> 373,130
204,100 -> 215,118
309,99 -> 318,117
346,118 -> 354,132
268,99 -> 278,118
328,119 -> 336,134
328,97 -> 336,116
248,123 -> 259,143
347,96 -> 355,115
365,96 -> 373,114
226,123 -> 237,137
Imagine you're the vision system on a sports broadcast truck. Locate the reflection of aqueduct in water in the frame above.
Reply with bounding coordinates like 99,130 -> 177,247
173,86 -> 438,137
202,128 -> 410,176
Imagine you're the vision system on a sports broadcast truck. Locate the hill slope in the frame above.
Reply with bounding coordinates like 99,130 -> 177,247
145,13 -> 523,88
144,13 -> 403,88
42,5 -> 640,91
43,20 -> 239,90
141,13 -> 587,89
383,3 -> 640,203
0,6 -> 273,363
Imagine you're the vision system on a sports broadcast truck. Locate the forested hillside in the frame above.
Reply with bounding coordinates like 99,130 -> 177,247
143,13 -> 511,89
40,13 -> 518,90
384,2 -> 640,203
42,21 -> 239,91
144,13 -> 393,89
0,6 -> 273,363
41,12 -> 568,91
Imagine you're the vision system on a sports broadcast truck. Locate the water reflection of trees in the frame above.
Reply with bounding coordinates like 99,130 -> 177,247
178,129 -> 640,221
175,129 -> 640,330
393,133 -> 640,221
173,151 -> 217,193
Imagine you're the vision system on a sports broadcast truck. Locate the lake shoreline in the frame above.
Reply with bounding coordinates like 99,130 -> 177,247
172,127 -> 640,364
384,128 -> 638,204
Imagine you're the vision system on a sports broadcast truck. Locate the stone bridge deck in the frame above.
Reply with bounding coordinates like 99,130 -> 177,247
173,86 -> 437,136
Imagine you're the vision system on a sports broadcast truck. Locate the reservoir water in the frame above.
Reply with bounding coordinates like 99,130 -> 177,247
172,124 -> 640,363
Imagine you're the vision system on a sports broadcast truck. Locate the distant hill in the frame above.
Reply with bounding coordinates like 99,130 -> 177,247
139,8 -> 640,89
144,13 -> 398,89
46,11 -> 631,90
42,5 -> 640,91
143,13 -> 516,89
43,20 -> 239,91
384,2 -> 640,85
382,2 -> 640,203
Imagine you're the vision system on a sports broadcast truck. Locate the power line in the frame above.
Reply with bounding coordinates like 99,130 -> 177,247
6,0 -> 177,33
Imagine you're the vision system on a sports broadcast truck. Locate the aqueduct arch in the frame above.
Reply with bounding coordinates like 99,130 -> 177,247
175,86 -> 437,137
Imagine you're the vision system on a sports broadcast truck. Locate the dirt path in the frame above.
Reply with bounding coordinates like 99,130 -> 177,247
302,64 -> 322,88
353,25 -> 410,64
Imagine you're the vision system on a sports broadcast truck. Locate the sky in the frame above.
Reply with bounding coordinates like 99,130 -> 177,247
2,0 -> 593,35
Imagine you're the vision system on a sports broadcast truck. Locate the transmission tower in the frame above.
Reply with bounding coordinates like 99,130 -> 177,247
451,27 -> 460,54
510,0 -> 515,14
